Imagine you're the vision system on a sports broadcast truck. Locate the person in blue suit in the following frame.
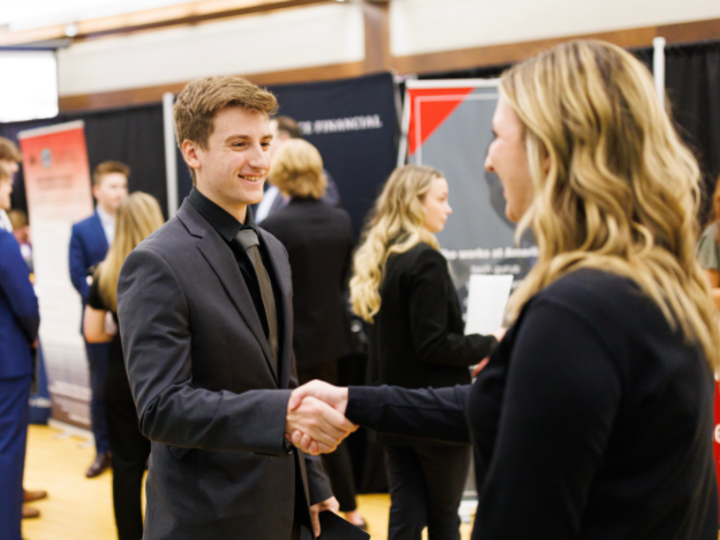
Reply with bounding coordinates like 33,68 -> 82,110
69,161 -> 128,478
0,167 -> 39,540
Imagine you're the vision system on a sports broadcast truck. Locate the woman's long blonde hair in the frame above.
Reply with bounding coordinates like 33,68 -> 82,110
503,40 -> 720,370
97,192 -> 164,312
351,165 -> 442,322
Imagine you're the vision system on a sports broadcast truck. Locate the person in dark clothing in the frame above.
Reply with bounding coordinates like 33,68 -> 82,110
70,160 -> 129,478
261,138 -> 366,529
83,192 -> 165,540
347,164 -> 500,540
287,40 -> 720,540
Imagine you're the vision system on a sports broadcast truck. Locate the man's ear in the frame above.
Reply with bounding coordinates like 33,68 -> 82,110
182,140 -> 201,173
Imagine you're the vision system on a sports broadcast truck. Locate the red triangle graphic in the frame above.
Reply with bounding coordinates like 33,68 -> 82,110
407,87 -> 475,157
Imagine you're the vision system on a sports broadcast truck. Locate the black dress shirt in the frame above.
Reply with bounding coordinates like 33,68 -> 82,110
188,188 -> 282,344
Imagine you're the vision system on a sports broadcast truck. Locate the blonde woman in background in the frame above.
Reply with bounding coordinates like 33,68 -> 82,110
289,40 -> 720,540
260,139 -> 366,529
350,164 -> 501,540
697,174 -> 720,308
84,192 -> 164,540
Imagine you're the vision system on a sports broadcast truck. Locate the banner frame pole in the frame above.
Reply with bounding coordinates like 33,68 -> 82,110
653,37 -> 667,108
162,92 -> 179,219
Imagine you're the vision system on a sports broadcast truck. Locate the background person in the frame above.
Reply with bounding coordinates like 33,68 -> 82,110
349,164 -> 500,540
291,40 -> 720,540
0,146 -> 47,517
0,166 -> 40,540
69,160 -> 129,478
696,174 -> 720,308
260,138 -> 366,530
8,210 -> 32,273
84,192 -> 164,540
255,115 -> 341,222
0,137 -> 22,232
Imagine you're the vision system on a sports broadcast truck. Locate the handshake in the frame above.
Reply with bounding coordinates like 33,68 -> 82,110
284,381 -> 357,456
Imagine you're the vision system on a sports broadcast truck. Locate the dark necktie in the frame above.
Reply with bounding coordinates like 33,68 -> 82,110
234,229 -> 279,376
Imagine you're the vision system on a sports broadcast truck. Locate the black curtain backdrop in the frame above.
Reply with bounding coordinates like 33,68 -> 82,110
268,72 -> 400,237
665,41 -> 720,224
0,104 -> 167,219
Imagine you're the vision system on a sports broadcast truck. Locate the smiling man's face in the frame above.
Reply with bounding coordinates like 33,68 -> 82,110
183,106 -> 272,222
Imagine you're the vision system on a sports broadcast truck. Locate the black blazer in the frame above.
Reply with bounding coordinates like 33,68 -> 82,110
368,242 -> 497,391
261,198 -> 354,368
117,200 -> 331,540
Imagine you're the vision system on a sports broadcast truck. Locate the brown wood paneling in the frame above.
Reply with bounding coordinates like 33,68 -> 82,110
73,0 -> 332,42
58,61 -> 367,112
391,18 -> 720,75
0,0 -> 329,47
59,16 -> 720,113
362,2 -> 391,73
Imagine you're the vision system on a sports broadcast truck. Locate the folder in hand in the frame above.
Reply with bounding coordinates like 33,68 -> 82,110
317,511 -> 370,540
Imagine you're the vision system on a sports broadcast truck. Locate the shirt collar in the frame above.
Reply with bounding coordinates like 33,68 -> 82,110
188,187 -> 258,242
96,205 -> 114,227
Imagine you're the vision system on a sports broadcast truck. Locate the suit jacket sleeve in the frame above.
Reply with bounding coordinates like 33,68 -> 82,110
345,384 -> 471,443
69,224 -> 90,301
118,247 -> 293,456
409,249 -> 497,366
0,232 -> 39,345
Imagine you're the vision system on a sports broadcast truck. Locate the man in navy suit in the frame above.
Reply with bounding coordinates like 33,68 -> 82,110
0,166 -> 40,540
69,161 -> 128,478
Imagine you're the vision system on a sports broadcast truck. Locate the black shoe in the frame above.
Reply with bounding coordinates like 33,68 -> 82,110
85,453 -> 111,478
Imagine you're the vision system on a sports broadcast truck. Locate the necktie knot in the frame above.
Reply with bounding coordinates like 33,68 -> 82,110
234,229 -> 260,251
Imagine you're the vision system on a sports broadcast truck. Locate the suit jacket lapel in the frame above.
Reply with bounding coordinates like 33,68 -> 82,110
258,229 -> 293,389
92,212 -> 110,252
178,202 -> 279,386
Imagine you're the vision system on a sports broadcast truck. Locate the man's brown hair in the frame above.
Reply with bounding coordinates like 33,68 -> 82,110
272,116 -> 301,139
93,161 -> 130,186
173,76 -> 277,151
0,137 -> 22,163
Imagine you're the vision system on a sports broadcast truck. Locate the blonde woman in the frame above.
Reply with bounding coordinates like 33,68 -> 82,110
290,40 -> 720,539
260,139 -> 366,529
84,192 -> 164,540
350,164 -> 500,540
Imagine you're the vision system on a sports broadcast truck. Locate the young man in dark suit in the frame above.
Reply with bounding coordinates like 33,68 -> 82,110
117,75 -> 354,540
69,161 -> 128,478
0,166 -> 40,540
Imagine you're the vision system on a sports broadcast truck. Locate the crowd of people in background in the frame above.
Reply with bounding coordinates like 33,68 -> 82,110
1,38 -> 720,540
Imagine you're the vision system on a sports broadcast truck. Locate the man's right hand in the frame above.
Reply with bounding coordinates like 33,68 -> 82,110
285,395 -> 355,456
286,381 -> 354,455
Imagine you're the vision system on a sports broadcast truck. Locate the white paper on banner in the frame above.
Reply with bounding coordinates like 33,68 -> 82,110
465,274 -> 513,335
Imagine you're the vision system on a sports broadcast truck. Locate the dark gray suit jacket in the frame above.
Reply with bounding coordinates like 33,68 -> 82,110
117,199 -> 332,540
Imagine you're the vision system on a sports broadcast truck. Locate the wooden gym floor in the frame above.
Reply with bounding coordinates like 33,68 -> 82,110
22,425 -> 473,540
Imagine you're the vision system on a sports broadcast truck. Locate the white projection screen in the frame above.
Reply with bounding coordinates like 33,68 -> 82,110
0,50 -> 58,122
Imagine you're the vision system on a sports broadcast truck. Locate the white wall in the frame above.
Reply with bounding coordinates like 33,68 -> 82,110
58,3 -> 365,96
390,0 -> 720,57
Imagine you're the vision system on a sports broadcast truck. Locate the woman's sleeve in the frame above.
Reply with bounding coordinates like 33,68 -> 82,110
697,226 -> 720,271
408,249 -> 497,366
474,299 -> 621,540
346,384 -> 471,443
86,271 -> 106,311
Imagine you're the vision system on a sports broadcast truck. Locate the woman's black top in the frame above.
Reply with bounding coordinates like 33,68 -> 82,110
367,242 -> 497,390
87,275 -> 123,367
347,269 -> 718,539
